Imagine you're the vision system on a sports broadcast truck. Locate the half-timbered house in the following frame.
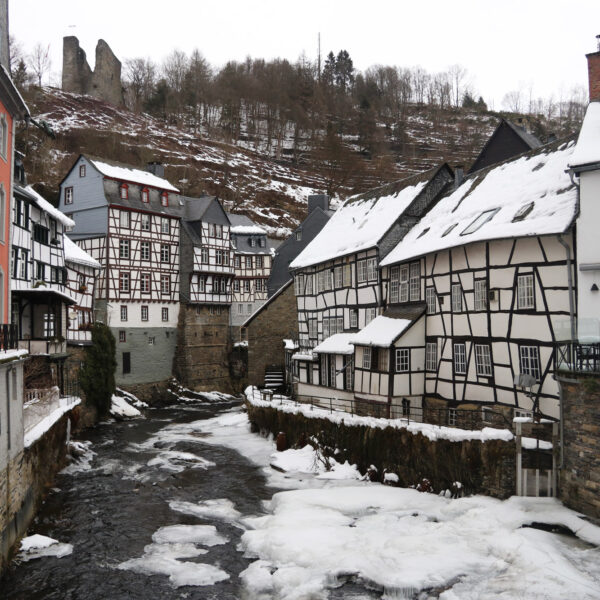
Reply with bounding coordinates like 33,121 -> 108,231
11,183 -> 75,359
63,236 -> 101,345
58,156 -> 182,385
288,166 -> 453,401
378,137 -> 579,421
227,213 -> 270,334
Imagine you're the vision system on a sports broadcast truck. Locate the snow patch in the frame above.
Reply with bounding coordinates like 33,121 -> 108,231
110,395 -> 142,419
169,499 -> 242,523
18,534 -> 73,562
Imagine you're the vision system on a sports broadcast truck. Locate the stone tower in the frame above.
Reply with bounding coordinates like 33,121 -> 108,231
62,36 -> 124,106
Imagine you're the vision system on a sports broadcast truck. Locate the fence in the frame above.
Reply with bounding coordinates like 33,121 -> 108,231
555,341 -> 600,375
271,393 -> 512,431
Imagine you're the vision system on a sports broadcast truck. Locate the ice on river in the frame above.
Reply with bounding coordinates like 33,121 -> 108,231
239,487 -> 600,599
169,498 -> 242,523
18,534 -> 73,562
147,450 -> 216,473
118,525 -> 229,587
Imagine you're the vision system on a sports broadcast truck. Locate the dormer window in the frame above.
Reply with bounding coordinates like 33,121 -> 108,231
512,202 -> 534,222
259,238 -> 265,248
296,229 -> 302,241
250,237 -> 256,247
79,164 -> 86,177
161,191 -> 169,207
141,188 -> 149,203
120,184 -> 129,200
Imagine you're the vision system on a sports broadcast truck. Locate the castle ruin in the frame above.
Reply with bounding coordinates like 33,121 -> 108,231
62,37 -> 124,106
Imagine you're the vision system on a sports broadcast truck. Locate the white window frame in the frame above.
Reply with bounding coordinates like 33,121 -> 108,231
474,344 -> 493,377
343,264 -> 351,287
448,408 -> 457,427
517,274 -> 534,310
367,258 -> 378,282
140,241 -> 150,261
395,348 -> 410,373
306,273 -> 313,294
409,262 -> 420,301
399,265 -> 409,302
161,307 -> 168,322
201,247 -> 209,264
519,346 -> 541,381
141,305 -> 149,321
233,279 -> 240,292
334,266 -> 343,288
140,273 -> 151,293
451,283 -> 463,312
357,260 -> 368,284
120,211 -> 130,229
350,309 -> 358,329
474,279 -> 487,311
454,343 -> 467,375
161,218 -> 170,234
141,214 -> 151,231
119,272 -> 130,292
160,275 -> 170,294
362,347 -> 372,370
295,274 -> 304,295
120,305 -> 128,321
426,286 -> 436,314
390,266 -> 399,303
425,342 -> 437,372
65,187 -> 73,205
160,244 -> 170,263
366,307 -> 377,325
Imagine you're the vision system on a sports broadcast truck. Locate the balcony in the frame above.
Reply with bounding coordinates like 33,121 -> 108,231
17,338 -> 67,356
555,341 -> 600,375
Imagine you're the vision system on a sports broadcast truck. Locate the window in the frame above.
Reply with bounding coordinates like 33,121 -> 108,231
161,275 -> 170,294
366,307 -> 377,325
426,287 -> 436,314
140,273 -> 151,293
378,349 -> 389,372
65,187 -> 73,205
119,272 -> 130,292
148,336 -> 155,345
160,244 -> 170,263
119,239 -> 130,259
357,260 -> 368,284
237,304 -> 244,315
451,284 -> 462,312
140,241 -> 150,261
123,352 -> 131,374
402,398 -> 411,418
409,262 -> 420,301
79,164 -> 86,177
390,267 -> 399,303
343,264 -> 351,287
43,313 -> 56,338
215,249 -> 223,265
426,342 -> 437,372
259,238 -> 265,248
119,331 -> 126,342
120,209 -> 131,229
367,258 -> 378,281
517,274 -> 534,309
13,196 -> 29,228
362,347 -> 372,369
141,214 -> 151,231
161,307 -> 169,322
120,184 -> 129,200
306,274 -> 313,294
512,202 -> 534,222
256,279 -> 263,292
350,309 -> 358,329
474,280 -> 487,311
161,192 -> 169,207
481,407 -> 493,424
141,188 -> 149,203
448,409 -> 457,427
201,247 -> 209,263
295,274 -> 304,295
215,225 -> 222,238
461,208 -> 500,235
334,266 -> 343,288
250,237 -> 256,248
308,318 -> 317,339
474,344 -> 492,376
221,278 -> 228,293
18,249 -> 28,279
520,346 -> 541,381
296,229 -> 302,241
234,256 -> 241,268
245,256 -> 252,269
120,305 -> 128,321
244,279 -> 251,292
399,265 -> 409,302
454,343 -> 467,375
36,261 -> 45,281
161,218 -> 170,234
246,303 -> 252,313
33,223 -> 49,244
50,267 -> 58,283
233,279 -> 240,292
396,348 -> 410,372
256,256 -> 263,268
198,276 -> 205,292
0,114 -> 7,158
442,223 -> 457,237
141,305 -> 149,321
317,269 -> 332,292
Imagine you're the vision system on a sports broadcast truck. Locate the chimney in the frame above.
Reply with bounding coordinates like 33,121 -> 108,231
454,165 -> 464,190
146,161 -> 164,179
586,35 -> 600,102
307,194 -> 330,214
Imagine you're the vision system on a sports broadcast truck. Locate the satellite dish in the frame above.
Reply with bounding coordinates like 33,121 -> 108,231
514,373 -> 536,388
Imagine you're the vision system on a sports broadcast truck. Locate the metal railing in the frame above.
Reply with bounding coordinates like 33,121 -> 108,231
0,323 -> 18,351
270,393 -> 512,431
555,341 -> 600,375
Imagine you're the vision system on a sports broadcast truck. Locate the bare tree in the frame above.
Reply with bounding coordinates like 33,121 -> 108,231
124,57 -> 156,112
448,64 -> 467,108
502,89 -> 523,113
28,43 -> 51,87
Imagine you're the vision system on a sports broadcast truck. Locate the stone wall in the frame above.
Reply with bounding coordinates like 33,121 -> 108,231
0,413 -> 71,573
247,402 -> 516,498
62,36 -> 124,106
246,282 -> 298,386
173,304 -> 234,393
559,376 -> 600,521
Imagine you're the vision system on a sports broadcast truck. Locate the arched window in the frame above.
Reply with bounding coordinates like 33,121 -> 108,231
120,184 -> 129,200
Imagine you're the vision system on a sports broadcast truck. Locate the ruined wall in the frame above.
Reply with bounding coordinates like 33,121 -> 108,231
0,413 -> 71,573
173,304 -> 234,393
559,376 -> 600,521
247,403 -> 516,499
62,36 -> 123,106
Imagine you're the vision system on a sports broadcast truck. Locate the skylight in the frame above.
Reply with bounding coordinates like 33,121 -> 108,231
418,227 -> 430,238
461,208 -> 500,236
442,223 -> 458,237
512,201 -> 535,222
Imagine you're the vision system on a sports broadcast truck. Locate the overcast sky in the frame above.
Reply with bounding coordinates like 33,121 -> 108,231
10,0 -> 600,109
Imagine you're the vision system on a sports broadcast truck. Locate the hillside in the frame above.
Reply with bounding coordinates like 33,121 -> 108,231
15,86 -> 574,237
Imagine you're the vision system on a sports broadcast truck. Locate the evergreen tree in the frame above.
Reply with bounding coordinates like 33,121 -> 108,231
80,323 -> 116,418
335,50 -> 355,92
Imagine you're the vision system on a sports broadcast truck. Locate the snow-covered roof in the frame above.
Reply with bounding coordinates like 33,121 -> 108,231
64,236 -> 101,269
25,186 -> 75,228
88,158 -> 179,192
382,139 -> 578,267
230,224 -> 267,235
313,333 -> 355,355
292,352 -> 317,361
283,339 -> 299,350
350,316 -> 412,347
289,174 -> 429,269
569,102 -> 600,169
